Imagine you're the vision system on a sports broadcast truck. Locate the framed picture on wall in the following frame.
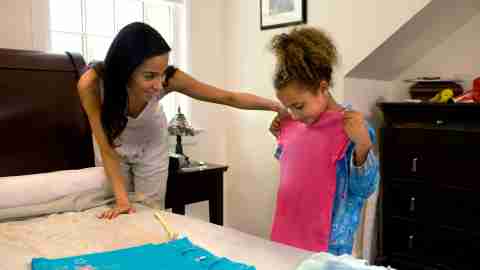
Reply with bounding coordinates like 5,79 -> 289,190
260,0 -> 306,30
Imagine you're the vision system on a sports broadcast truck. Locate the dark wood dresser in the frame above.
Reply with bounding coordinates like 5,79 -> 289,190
378,102 -> 480,270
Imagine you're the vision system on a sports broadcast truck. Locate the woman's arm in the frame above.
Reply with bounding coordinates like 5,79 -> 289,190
166,69 -> 282,112
77,69 -> 134,219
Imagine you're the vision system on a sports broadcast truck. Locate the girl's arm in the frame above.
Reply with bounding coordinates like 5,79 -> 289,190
343,111 -> 373,166
166,69 -> 282,112
77,69 -> 134,219
348,125 -> 380,199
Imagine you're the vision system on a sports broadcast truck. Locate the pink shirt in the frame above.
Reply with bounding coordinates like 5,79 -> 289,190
271,111 -> 349,252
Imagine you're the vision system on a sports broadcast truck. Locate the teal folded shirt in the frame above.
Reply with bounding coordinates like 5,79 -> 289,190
32,237 -> 255,270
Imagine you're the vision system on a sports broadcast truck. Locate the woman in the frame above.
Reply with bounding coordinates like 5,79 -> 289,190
78,22 -> 282,219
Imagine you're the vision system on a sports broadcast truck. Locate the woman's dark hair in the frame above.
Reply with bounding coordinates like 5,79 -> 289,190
269,27 -> 338,93
102,22 -> 171,146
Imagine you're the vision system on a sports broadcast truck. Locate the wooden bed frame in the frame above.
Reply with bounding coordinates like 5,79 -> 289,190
0,48 -> 94,177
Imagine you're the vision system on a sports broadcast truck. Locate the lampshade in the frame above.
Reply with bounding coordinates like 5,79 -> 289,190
167,107 -> 198,136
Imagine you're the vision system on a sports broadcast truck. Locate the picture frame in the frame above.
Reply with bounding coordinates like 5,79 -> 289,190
260,0 -> 307,30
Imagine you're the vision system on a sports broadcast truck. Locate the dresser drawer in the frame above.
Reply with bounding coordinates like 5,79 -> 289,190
382,128 -> 428,178
387,256 -> 467,270
387,181 -> 480,233
388,182 -> 428,221
382,127 -> 480,190
428,186 -> 480,233
385,218 -> 480,267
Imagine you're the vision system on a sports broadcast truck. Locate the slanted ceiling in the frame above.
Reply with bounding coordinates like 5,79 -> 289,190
346,0 -> 480,81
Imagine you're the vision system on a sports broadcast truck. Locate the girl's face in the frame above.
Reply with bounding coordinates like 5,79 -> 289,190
276,81 -> 330,125
127,53 -> 169,102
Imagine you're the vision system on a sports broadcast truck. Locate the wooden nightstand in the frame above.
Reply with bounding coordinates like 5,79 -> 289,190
165,163 -> 228,226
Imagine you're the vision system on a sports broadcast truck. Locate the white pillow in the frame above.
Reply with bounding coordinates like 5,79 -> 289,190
0,187 -> 114,221
0,167 -> 108,209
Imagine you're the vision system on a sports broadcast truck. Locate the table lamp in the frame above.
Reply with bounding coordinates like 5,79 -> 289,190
167,107 -> 203,169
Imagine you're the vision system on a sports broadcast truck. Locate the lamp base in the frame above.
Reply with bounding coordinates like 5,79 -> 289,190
169,153 -> 205,171
175,135 -> 184,155
169,153 -> 188,168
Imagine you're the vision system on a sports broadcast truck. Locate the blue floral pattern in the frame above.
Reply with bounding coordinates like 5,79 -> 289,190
328,124 -> 379,255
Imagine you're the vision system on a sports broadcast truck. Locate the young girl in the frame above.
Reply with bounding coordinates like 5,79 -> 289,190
78,22 -> 282,220
268,27 -> 379,255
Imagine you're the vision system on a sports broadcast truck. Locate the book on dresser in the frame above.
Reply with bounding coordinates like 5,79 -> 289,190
377,102 -> 480,270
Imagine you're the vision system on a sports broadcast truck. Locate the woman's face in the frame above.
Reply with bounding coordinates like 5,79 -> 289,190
127,53 -> 169,102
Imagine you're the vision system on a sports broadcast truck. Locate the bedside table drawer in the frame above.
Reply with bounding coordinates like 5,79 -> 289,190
168,169 -> 221,204
166,163 -> 227,225
386,218 -> 480,267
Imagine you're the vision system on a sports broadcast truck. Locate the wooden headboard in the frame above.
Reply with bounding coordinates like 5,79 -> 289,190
0,48 -> 94,177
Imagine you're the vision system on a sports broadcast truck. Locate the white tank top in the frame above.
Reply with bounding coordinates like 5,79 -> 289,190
93,80 -> 170,164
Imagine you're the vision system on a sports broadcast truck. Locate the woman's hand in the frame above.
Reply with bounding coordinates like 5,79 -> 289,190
271,102 -> 286,114
269,109 -> 289,138
343,111 -> 372,165
269,114 -> 281,138
97,201 -> 136,219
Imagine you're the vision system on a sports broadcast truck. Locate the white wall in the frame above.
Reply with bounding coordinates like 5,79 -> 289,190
186,0 -> 227,165
347,0 -> 479,81
1,0 -> 49,51
180,0 -> 229,220
308,0 -> 431,77
393,12 -> 480,101
1,0 -> 34,50
344,78 -> 393,129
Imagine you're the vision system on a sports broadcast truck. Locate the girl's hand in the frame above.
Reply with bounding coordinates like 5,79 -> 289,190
343,111 -> 372,165
97,201 -> 136,219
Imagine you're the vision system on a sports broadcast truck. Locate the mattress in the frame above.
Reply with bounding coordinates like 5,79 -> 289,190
0,204 -> 312,270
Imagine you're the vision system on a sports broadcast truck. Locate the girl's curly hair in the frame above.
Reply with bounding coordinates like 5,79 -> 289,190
269,27 -> 338,93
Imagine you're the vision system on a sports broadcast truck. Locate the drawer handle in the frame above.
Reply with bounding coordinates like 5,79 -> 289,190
408,234 -> 414,249
435,119 -> 445,125
409,197 -> 416,212
411,157 -> 418,172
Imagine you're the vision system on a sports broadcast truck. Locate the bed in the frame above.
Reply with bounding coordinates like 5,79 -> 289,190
0,48 -> 313,270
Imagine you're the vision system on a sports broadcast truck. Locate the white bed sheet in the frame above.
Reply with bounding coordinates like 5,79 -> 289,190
0,204 -> 312,270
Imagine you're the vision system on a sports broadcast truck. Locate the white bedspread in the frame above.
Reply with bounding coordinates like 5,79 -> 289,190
0,204 -> 312,270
